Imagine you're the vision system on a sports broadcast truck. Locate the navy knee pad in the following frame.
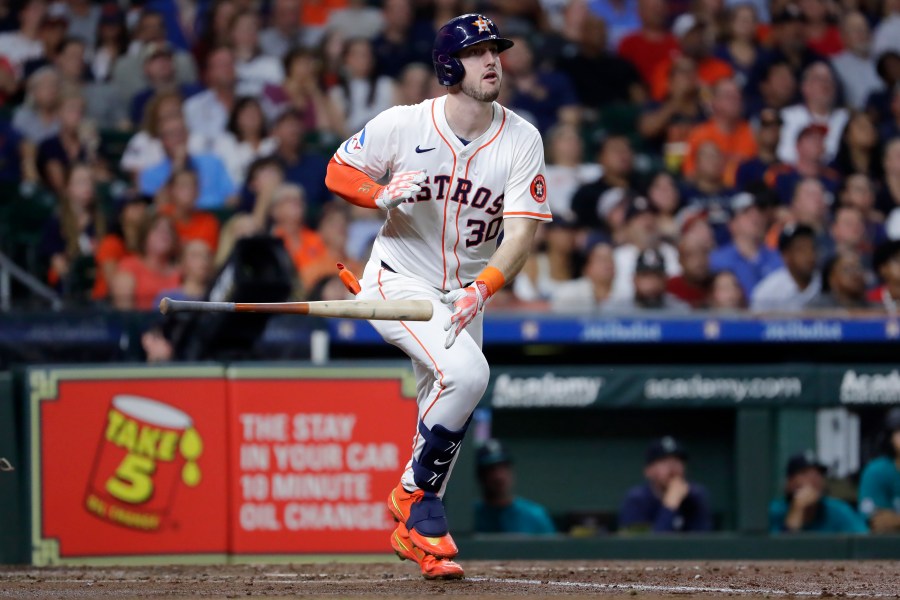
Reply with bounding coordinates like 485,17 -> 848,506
411,417 -> 470,494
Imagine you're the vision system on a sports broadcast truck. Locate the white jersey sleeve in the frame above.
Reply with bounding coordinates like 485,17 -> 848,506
502,126 -> 552,221
332,106 -> 404,181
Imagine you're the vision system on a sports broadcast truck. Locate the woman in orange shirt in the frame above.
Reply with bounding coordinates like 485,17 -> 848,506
158,169 -> 221,252
114,214 -> 181,310
92,192 -> 149,300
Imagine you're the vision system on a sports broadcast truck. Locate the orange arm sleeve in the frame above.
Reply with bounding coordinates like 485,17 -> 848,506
325,158 -> 384,209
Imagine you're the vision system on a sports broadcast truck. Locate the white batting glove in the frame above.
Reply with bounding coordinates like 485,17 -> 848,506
375,170 -> 426,210
440,281 -> 489,349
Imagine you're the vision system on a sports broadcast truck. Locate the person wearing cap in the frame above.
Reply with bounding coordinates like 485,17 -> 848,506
857,408 -> 900,533
831,12 -> 883,111
618,436 -> 712,533
648,13 -> 734,102
610,195 -> 681,301
736,108 -> 785,190
605,246 -> 690,312
571,135 -> 639,233
776,62 -> 849,165
769,450 -> 868,533
751,222 -> 821,311
866,239 -> 900,311
710,192 -> 783,298
474,439 -> 556,535
616,0 -> 679,87
550,238 -> 615,312
129,41 -> 202,127
768,121 -> 841,205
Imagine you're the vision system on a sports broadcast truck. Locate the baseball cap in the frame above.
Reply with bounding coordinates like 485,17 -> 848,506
645,436 -> 688,466
797,122 -> 828,142
624,195 -> 657,223
785,450 -> 827,477
727,192 -> 758,219
635,247 -> 667,275
777,223 -> 816,252
143,41 -> 174,63
759,108 -> 783,127
772,3 -> 802,24
597,187 -> 629,219
672,13 -> 703,39
476,439 -> 512,471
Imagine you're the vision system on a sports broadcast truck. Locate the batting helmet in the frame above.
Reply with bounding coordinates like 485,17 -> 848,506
432,13 -> 514,87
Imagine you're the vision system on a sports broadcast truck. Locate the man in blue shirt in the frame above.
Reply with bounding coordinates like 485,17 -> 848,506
858,408 -> 900,533
769,451 -> 868,533
473,439 -> 556,535
618,436 -> 713,533
709,192 -> 783,299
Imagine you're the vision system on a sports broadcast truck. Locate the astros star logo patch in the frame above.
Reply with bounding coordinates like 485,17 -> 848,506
530,174 -> 547,203
472,16 -> 492,32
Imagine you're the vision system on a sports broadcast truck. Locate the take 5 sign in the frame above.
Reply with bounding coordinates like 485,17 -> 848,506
28,365 -> 418,564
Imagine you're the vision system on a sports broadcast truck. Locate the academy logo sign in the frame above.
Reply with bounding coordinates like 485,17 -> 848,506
839,370 -> 900,404
491,373 -> 603,408
644,375 -> 803,403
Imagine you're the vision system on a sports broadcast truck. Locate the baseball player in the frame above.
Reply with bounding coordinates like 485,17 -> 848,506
325,13 -> 551,580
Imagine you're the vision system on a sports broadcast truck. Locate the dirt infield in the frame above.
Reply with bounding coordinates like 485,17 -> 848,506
2,560 -> 900,599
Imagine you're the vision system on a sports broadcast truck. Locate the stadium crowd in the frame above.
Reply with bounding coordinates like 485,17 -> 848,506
2,0 -> 900,314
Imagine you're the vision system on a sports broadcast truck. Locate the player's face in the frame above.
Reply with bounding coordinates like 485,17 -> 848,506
457,41 -> 502,103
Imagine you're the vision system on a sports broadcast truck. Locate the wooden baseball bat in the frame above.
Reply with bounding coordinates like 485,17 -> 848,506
158,297 -> 433,321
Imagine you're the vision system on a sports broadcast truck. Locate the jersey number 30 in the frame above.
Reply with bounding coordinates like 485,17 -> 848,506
466,217 -> 502,247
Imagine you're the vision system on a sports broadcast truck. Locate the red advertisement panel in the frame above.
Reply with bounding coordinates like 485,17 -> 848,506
228,377 -> 417,554
38,377 -> 229,558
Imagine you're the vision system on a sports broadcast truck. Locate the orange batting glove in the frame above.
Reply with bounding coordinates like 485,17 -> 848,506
440,267 -> 505,349
376,170 -> 426,210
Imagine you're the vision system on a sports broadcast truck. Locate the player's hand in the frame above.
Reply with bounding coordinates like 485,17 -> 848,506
791,485 -> 821,510
662,477 -> 690,510
441,281 -> 489,349
376,170 -> 426,210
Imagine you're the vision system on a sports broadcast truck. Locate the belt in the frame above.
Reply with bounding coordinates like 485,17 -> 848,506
381,261 -> 473,292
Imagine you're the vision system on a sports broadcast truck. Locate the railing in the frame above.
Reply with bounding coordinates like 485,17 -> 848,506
0,250 -> 61,312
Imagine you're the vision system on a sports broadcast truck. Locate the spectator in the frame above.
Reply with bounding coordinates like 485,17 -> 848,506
645,170 -> 683,242
214,213 -> 263,268
765,177 -> 833,260
873,3 -> 900,58
878,85 -> 900,141
769,450 -> 868,533
799,0 -> 842,57
612,195 -> 682,300
114,214 -> 181,310
832,111 -> 882,180
710,192 -> 784,298
876,137 -> 900,218
111,10 -> 197,110
325,0 -> 385,41
606,246 -> 690,312
556,11 -> 646,116
39,163 -> 105,293
749,4 -> 824,96
858,407 -> 900,532
36,93 -> 97,198
839,174 -> 888,253
769,123 -> 841,204
544,123 -> 603,220
329,37 -> 396,137
682,78 -> 757,186
571,135 -> 639,234
473,439 -> 557,535
301,201 -> 364,292
0,0 -> 47,83
666,218 -> 714,309
831,12 -> 883,111
264,48 -> 345,138
394,62 -> 432,107
867,240 -> 900,311
13,66 -> 61,151
518,216 -> 580,303
746,60 -> 798,120
681,142 -> 738,245
230,10 -> 285,97
548,236 -> 614,312
830,204 -> 873,270
808,249 -> 873,310
154,239 -> 214,306
736,108 -> 784,190
618,436 -> 713,533
271,109 -> 330,221
866,50 -> 900,125
372,0 -> 432,79
64,0 -> 101,52
209,96 -> 277,186
259,0 -> 307,59
183,45 -> 237,142
649,13 -> 734,102
129,42 -> 202,128
92,192 -> 149,301
157,169 -> 221,253
22,4 -> 68,80
751,223 -> 821,312
777,61 -> 849,165
714,3 -> 765,90
90,2 -> 128,83
139,116 -> 236,210
52,35 -> 124,130
236,155 -> 285,227
268,182 -> 328,291
708,269 -> 747,310
617,0 -> 679,87
120,91 -> 188,184
637,56 -> 706,171
589,0 -> 641,51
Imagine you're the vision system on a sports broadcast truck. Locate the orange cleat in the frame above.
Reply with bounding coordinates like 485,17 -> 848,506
391,521 -> 464,580
387,483 -> 459,559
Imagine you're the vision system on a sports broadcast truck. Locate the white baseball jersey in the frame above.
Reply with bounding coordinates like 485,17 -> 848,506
333,95 -> 552,291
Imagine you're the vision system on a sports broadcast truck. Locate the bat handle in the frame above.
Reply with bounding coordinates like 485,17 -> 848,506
159,297 -> 236,314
